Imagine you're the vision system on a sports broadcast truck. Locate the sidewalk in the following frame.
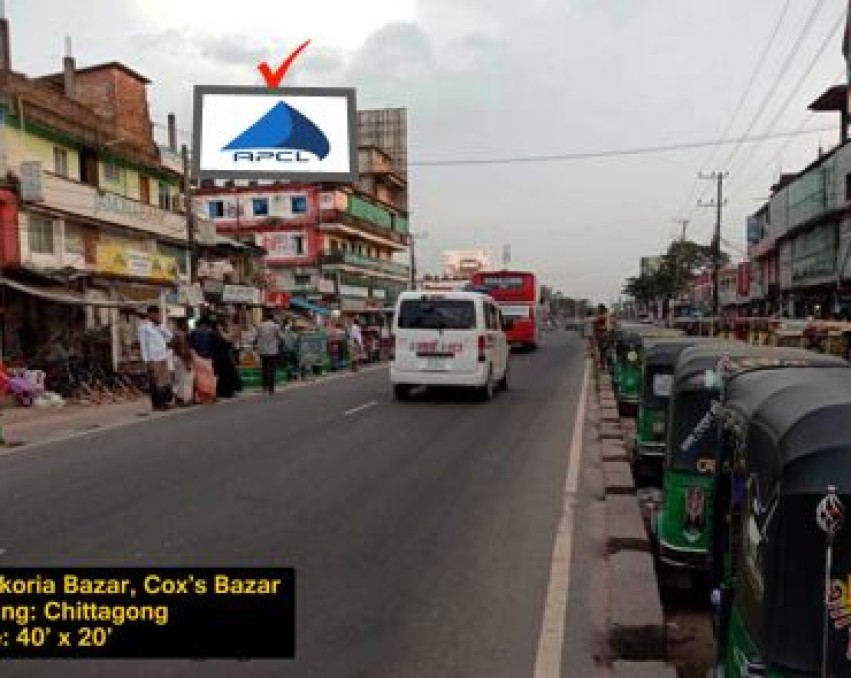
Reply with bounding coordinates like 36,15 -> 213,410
0,364 -> 385,449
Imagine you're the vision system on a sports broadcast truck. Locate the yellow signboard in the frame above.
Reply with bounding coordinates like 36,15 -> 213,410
95,244 -> 178,282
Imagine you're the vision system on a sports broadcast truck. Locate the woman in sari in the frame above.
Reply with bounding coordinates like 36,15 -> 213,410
189,316 -> 217,404
171,319 -> 195,406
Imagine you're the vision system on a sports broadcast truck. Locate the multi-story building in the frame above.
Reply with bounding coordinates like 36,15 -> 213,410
0,15 -> 188,367
442,250 -> 492,280
195,180 -> 410,314
195,108 -> 411,314
744,84 -> 851,318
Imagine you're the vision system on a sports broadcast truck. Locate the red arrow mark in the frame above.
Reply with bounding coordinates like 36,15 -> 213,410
257,40 -> 312,88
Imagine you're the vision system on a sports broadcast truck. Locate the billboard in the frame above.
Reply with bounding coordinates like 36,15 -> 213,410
193,86 -> 358,182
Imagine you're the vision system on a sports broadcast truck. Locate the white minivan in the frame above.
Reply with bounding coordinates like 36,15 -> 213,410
390,290 -> 511,401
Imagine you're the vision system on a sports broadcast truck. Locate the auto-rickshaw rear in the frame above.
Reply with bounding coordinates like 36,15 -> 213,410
633,336 -> 712,484
712,367 -> 851,677
652,343 -> 846,590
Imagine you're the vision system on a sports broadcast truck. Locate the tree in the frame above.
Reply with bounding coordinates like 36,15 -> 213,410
621,239 -> 729,313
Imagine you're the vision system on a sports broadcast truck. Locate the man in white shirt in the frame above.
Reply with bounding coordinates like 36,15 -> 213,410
254,309 -> 284,394
348,317 -> 364,372
139,305 -> 174,410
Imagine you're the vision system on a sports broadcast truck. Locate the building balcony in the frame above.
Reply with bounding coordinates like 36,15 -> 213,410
31,169 -> 187,242
320,250 -> 410,281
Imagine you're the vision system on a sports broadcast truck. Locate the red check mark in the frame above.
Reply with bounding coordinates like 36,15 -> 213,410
257,40 -> 312,88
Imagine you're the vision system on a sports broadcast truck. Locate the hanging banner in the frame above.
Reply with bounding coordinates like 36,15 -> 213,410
95,245 -> 178,282
221,285 -> 262,304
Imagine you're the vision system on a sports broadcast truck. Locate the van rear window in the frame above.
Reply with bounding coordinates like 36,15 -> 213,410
398,300 -> 476,330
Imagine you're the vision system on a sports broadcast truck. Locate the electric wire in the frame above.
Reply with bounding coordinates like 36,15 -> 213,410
729,7 -> 846,183
406,125 -> 836,167
674,0 -> 794,220
720,0 -> 830,172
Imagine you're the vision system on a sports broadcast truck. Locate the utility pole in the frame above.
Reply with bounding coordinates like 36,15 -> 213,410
698,171 -> 728,322
181,144 -> 196,284
409,236 -> 416,289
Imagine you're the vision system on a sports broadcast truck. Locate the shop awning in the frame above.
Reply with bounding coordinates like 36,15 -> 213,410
289,297 -> 331,316
0,276 -> 155,308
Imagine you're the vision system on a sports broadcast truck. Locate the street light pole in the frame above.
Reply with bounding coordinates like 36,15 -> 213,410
408,232 -> 427,290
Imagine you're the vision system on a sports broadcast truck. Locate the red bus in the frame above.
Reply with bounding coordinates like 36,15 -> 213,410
470,270 -> 540,349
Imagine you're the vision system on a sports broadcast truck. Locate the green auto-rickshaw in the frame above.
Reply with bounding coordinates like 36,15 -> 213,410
607,323 -> 646,388
633,336 -> 712,484
712,366 -> 851,677
653,343 -> 846,584
613,324 -> 682,417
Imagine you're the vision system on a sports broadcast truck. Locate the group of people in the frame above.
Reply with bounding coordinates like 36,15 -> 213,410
138,306 -> 372,411
138,306 -> 244,411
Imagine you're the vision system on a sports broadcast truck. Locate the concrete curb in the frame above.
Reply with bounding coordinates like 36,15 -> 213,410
586,361 -> 670,671
601,441 -> 629,463
600,422 -> 623,440
608,551 -> 666,661
613,660 -> 677,677
602,461 -> 635,495
605,495 -> 650,554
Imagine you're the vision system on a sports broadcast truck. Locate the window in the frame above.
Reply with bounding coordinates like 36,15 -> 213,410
28,214 -> 55,254
158,182 -> 171,210
294,274 -> 311,287
64,222 -> 85,255
208,201 -> 225,219
53,147 -> 68,177
398,299 -> 477,330
252,198 -> 269,216
158,244 -> 188,275
291,195 -> 308,214
292,235 -> 305,256
330,239 -> 340,252
104,161 -> 121,184
845,173 -> 851,202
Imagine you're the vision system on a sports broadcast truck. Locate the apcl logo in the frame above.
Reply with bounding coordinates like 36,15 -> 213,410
223,101 -> 330,164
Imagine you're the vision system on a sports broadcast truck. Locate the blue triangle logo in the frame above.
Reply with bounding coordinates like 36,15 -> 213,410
223,101 -> 331,160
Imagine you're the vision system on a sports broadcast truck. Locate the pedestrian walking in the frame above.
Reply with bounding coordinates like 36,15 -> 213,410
139,305 -> 173,411
593,304 -> 611,370
255,309 -> 284,394
189,316 -> 217,404
213,319 -> 241,399
348,317 -> 364,372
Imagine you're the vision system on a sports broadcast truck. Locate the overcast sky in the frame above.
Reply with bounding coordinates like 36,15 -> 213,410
7,0 -> 850,301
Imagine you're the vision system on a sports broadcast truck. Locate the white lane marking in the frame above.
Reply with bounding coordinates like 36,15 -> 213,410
343,401 -> 378,417
533,359 -> 589,678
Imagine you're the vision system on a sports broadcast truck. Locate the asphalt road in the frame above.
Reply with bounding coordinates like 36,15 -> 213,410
0,330 -> 588,678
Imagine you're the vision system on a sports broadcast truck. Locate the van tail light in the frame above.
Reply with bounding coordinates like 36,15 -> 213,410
478,335 -> 487,362
529,307 -> 535,320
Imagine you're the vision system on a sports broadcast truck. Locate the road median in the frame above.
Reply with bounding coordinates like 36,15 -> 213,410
585,358 -> 675,673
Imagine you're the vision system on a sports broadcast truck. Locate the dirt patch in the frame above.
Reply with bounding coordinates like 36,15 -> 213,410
664,592 -> 715,678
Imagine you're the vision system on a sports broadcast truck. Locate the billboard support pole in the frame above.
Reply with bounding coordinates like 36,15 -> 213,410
182,143 -> 196,284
